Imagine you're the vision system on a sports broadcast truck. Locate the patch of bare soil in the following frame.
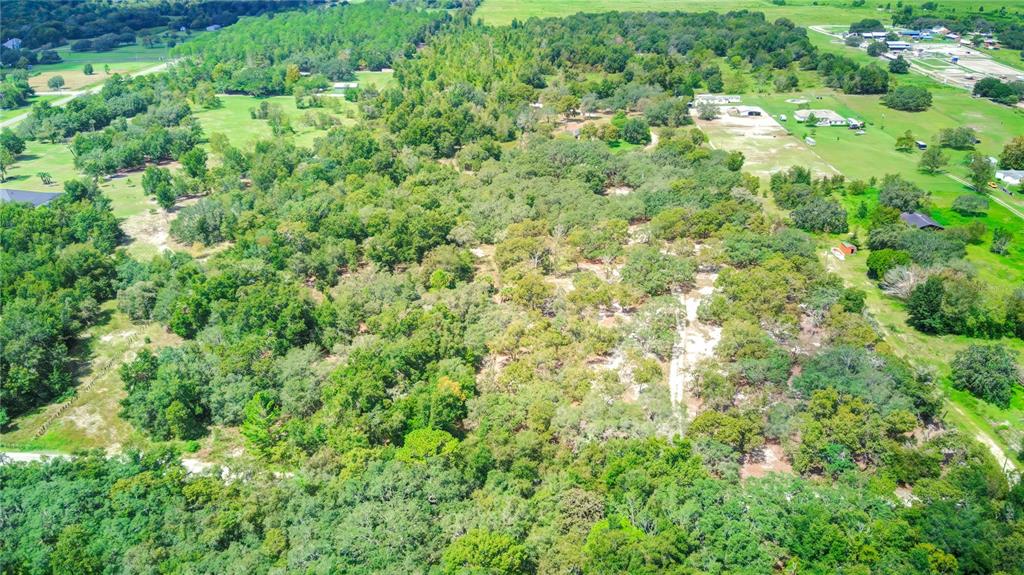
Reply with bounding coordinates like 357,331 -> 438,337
120,197 -> 199,255
669,272 -> 720,420
577,260 -> 623,280
740,442 -> 793,479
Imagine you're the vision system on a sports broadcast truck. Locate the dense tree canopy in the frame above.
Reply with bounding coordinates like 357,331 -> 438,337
1,5 -> 1020,575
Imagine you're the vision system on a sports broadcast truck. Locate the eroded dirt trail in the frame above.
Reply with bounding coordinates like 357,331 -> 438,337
669,272 -> 720,421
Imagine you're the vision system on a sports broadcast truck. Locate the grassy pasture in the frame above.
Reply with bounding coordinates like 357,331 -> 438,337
26,41 -> 181,91
355,70 -> 397,90
0,304 -> 182,453
475,0 -> 1024,27
194,95 -> 356,150
820,240 -> 1024,470
744,88 -> 1024,292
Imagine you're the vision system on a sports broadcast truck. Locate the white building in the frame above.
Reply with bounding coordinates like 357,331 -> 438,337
692,94 -> 741,106
794,109 -> 847,126
996,170 -> 1024,186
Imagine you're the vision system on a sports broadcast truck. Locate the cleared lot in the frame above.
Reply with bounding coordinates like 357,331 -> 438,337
693,105 -> 837,178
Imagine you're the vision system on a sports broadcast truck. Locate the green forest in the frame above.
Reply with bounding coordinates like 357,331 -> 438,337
1,1 -> 1023,574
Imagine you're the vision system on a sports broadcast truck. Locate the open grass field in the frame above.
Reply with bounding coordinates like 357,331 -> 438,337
694,106 -> 837,177
475,0 -> 1024,27
195,95 -> 356,150
28,64 -> 155,92
355,70 -> 396,90
743,88 -> 1024,292
26,40 -> 183,91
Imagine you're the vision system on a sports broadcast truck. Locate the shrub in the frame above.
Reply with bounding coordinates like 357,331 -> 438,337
951,194 -> 989,216
866,249 -> 911,279
951,345 -> 1020,407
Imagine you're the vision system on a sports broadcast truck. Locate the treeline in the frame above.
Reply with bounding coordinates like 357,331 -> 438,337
0,70 -> 34,109
367,10 -> 889,158
0,180 -> 122,426
0,0 -> 315,51
14,72 -> 205,182
172,1 -> 447,93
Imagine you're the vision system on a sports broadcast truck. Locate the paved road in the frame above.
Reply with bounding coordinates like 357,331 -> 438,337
0,60 -> 176,130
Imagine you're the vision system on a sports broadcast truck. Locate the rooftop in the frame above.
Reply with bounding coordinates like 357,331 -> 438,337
900,211 -> 944,230
0,188 -> 62,207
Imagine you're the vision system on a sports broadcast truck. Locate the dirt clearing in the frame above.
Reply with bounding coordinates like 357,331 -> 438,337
693,106 -> 837,178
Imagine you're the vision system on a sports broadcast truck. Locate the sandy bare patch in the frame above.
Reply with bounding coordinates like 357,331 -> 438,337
605,185 -> 634,196
740,442 -> 793,479
669,271 -> 720,421
66,406 -> 104,435
100,329 -> 137,343
120,198 -> 200,255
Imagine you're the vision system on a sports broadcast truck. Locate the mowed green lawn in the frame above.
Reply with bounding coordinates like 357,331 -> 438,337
0,94 -> 61,122
194,95 -> 356,150
745,87 -> 1024,291
355,70 -> 396,90
2,140 -> 150,219
475,0 -> 1024,27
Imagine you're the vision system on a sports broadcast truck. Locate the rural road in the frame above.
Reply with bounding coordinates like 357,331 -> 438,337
0,60 -> 176,130
945,173 -> 1024,221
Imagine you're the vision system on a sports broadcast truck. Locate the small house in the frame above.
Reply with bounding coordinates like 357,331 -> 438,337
900,212 -> 944,230
915,140 -> 928,150
996,170 -> 1024,186
205,24 -> 221,32
830,243 -> 857,260
2,38 -> 22,50
779,114 -> 787,121
847,118 -> 864,129
887,41 -> 912,51
0,189 -> 62,207
794,109 -> 847,126
805,136 -> 816,146
861,31 -> 888,39
333,81 -> 358,89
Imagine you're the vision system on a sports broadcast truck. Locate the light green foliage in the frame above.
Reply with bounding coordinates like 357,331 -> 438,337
620,246 -> 694,296
396,428 -> 458,464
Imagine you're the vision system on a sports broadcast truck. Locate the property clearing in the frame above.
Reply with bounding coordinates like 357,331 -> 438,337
693,105 -> 837,177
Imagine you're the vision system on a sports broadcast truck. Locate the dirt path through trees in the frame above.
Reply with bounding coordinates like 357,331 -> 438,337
669,272 -> 720,421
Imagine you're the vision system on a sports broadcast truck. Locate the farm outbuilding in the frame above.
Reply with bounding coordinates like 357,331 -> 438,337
900,212 -> 944,230
692,94 -> 741,106
0,189 -> 62,207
